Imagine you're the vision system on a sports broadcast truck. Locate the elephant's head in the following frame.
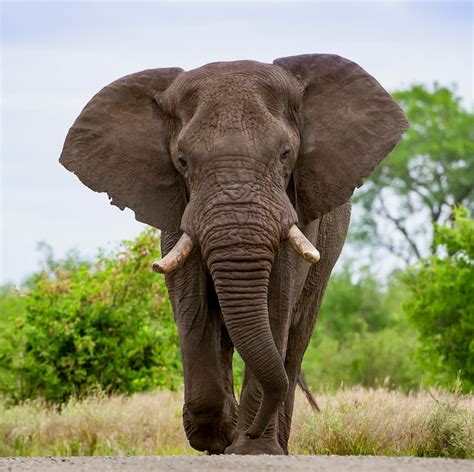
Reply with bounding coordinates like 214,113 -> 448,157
60,54 -> 408,439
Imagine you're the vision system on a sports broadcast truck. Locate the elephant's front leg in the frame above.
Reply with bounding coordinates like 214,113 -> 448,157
181,321 -> 238,455
162,232 -> 238,454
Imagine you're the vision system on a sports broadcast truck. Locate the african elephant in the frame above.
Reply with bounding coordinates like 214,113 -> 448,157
60,54 -> 408,455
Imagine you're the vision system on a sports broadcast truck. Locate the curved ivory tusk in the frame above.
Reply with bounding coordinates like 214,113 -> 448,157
287,225 -> 320,264
152,232 -> 194,274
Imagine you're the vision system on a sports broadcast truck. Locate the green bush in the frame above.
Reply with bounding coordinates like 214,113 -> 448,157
0,229 -> 182,403
403,207 -> 474,392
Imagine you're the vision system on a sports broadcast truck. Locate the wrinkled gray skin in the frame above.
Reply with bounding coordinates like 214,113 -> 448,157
60,54 -> 408,455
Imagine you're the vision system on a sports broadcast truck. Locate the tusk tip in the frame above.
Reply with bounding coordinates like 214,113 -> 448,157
152,261 -> 166,274
151,232 -> 193,275
288,224 -> 321,264
304,249 -> 320,264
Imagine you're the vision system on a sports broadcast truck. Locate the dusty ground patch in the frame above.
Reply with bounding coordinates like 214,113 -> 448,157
1,455 -> 474,472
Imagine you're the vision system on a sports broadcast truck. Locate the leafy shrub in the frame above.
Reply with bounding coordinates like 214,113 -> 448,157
0,229 -> 182,403
402,207 -> 474,392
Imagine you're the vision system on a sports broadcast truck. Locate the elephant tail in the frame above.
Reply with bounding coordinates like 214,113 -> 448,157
298,372 -> 320,412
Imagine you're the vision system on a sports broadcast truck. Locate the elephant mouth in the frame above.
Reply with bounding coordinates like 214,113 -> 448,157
152,224 -> 320,274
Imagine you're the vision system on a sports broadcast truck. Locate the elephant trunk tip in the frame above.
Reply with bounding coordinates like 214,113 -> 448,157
244,376 -> 289,440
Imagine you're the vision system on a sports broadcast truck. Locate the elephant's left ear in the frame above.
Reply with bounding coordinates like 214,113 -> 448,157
274,54 -> 408,224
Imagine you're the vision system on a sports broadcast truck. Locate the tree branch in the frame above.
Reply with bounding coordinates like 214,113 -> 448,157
384,239 -> 413,265
377,194 -> 422,260
454,186 -> 473,207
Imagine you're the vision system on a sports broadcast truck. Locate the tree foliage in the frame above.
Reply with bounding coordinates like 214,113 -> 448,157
402,207 -> 474,391
353,84 -> 474,264
0,229 -> 182,403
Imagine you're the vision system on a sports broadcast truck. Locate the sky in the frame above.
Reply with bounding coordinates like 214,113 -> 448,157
1,0 -> 473,284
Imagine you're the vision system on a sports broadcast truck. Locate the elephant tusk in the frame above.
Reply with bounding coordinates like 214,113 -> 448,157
287,224 -> 320,264
152,232 -> 194,274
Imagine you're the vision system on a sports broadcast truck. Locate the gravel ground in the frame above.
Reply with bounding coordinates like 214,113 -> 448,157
1,456 -> 473,472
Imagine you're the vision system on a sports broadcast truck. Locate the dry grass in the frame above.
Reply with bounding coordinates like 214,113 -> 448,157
0,390 -> 195,456
1,388 -> 472,458
290,387 -> 474,458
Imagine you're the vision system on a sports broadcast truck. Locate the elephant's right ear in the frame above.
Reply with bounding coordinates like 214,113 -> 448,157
60,67 -> 186,231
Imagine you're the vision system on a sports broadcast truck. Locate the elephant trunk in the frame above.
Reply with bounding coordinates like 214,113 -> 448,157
204,229 -> 289,439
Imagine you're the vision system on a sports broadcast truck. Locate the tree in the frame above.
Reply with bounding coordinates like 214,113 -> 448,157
402,207 -> 474,392
352,84 -> 474,264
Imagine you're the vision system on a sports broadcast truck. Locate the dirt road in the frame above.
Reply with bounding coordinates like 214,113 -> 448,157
1,455 -> 473,471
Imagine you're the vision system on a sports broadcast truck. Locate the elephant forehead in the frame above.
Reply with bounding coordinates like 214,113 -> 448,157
167,61 -> 301,116
179,60 -> 288,88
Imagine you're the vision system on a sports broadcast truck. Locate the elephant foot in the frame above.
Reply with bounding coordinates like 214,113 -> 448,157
225,433 -> 285,455
187,422 -> 235,454
183,399 -> 238,454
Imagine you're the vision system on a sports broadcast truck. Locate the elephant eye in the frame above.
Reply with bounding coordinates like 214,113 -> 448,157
280,145 -> 291,161
178,155 -> 187,168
